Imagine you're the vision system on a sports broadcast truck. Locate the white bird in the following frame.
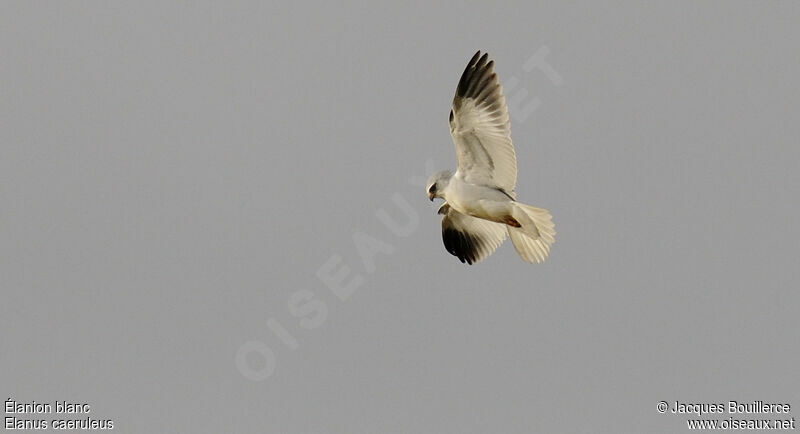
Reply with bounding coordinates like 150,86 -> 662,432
426,51 -> 555,265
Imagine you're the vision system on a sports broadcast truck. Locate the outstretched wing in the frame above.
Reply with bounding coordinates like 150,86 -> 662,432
449,51 -> 517,195
439,203 -> 508,265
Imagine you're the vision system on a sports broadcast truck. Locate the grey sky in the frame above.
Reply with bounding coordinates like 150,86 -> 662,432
2,2 -> 799,433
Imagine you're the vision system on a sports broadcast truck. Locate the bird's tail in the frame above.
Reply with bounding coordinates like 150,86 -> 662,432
507,203 -> 556,263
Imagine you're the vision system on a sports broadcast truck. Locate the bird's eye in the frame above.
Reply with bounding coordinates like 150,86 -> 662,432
428,184 -> 436,193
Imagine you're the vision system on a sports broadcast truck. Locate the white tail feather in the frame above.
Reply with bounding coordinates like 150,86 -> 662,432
507,203 -> 556,264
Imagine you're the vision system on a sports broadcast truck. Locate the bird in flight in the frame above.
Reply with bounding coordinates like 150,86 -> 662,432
426,51 -> 555,265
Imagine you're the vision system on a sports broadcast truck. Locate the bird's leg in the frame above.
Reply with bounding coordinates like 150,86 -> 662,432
504,216 -> 521,227
475,200 -> 521,227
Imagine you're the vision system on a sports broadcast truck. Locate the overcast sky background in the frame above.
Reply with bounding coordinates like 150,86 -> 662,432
2,2 -> 799,433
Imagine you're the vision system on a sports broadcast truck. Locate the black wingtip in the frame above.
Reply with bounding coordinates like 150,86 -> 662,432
455,50 -> 498,107
442,228 -> 477,265
470,50 -> 482,64
477,52 -> 489,68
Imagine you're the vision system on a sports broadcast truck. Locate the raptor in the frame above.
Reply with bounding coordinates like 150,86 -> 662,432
426,51 -> 556,264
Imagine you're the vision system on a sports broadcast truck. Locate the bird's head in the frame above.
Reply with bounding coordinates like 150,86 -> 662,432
426,170 -> 452,201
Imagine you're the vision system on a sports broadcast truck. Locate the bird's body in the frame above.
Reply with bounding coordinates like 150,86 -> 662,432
442,175 -> 512,221
426,51 -> 556,265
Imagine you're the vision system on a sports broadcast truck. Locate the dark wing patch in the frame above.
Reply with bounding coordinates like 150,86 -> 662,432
455,52 -> 488,102
442,227 -> 481,265
453,51 -> 503,113
439,207 -> 509,265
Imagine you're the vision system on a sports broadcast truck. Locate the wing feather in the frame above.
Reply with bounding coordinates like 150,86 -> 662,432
450,51 -> 517,194
441,206 -> 507,265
